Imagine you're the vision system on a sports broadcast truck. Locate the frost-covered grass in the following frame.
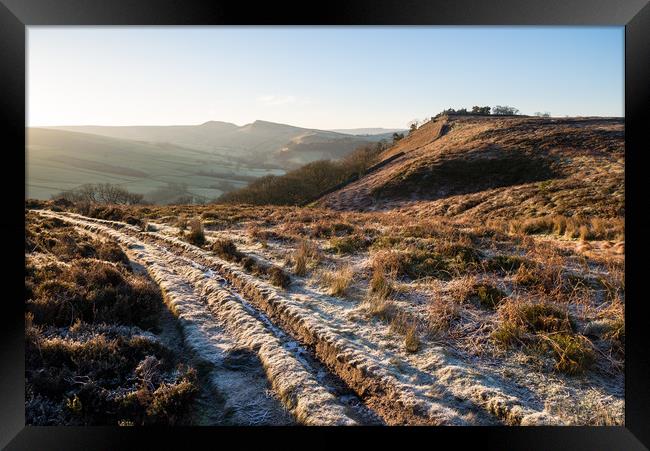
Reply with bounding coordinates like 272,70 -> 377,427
25,212 -> 199,426
29,205 -> 625,426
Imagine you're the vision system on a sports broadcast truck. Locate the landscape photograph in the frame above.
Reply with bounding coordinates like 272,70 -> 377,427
25,26 -> 624,426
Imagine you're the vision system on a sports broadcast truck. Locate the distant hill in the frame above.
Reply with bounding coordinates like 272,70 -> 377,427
317,115 -> 624,220
47,120 -> 381,169
329,128 -> 408,136
27,120 -> 396,202
26,128 -> 284,202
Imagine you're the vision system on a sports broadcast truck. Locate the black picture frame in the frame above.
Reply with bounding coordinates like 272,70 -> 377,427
2,0 -> 648,449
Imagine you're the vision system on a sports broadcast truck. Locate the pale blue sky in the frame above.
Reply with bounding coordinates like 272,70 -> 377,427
27,26 -> 624,129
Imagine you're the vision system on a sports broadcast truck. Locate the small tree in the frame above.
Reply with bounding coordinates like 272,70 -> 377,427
492,105 -> 520,116
53,183 -> 144,205
472,105 -> 491,115
392,132 -> 404,143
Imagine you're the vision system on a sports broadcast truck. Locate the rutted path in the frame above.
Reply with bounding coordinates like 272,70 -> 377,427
38,210 -> 373,425
35,210 -> 561,425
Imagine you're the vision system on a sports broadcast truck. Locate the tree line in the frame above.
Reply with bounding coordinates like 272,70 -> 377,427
54,183 -> 145,205
217,141 -> 389,206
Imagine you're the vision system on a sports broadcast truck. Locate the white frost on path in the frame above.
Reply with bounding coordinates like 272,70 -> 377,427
38,210 -> 357,426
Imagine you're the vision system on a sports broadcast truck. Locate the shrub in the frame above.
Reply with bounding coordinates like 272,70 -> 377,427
485,255 -> 530,273
474,283 -> 505,309
54,183 -> 144,205
218,141 -> 387,206
96,242 -> 131,268
492,105 -> 520,115
211,238 -> 243,262
541,333 -> 595,374
26,259 -> 161,329
124,216 -> 143,228
24,213 -> 197,426
329,234 -> 370,255
145,367 -> 198,425
241,256 -> 257,273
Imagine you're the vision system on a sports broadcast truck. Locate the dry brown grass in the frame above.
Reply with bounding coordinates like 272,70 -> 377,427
427,296 -> 461,336
490,298 -> 595,374
505,215 -> 624,242
185,217 -> 206,246
369,251 -> 401,299
318,265 -> 354,297
24,212 -> 198,426
268,266 -> 291,289
292,239 -> 321,276
318,116 -> 623,223
364,294 -> 396,322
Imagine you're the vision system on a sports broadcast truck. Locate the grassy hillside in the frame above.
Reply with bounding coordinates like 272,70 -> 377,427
26,128 -> 283,202
317,115 -> 624,220
28,121 -> 385,202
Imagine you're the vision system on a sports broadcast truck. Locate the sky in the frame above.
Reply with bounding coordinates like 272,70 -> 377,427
27,26 -> 624,129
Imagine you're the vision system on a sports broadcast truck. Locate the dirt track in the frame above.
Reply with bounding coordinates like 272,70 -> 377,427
35,209 -> 568,426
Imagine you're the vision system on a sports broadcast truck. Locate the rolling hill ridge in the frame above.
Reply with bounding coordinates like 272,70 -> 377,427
27,120 -> 389,202
317,115 -> 624,220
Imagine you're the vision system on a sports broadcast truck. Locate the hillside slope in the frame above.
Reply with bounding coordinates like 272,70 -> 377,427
26,128 -> 284,202
47,120 -> 380,169
317,115 -> 624,220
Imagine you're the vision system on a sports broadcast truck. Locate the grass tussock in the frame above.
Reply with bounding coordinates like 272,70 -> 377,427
329,234 -> 371,255
427,296 -> 460,336
473,283 -> 506,309
365,295 -> 395,322
176,215 -> 188,232
318,265 -> 354,297
389,311 -> 421,353
538,333 -> 595,375
292,240 -> 321,276
484,255 -> 531,274
370,252 -> 400,299
491,299 -> 594,374
506,215 -> 624,242
268,266 -> 291,289
211,238 -> 243,262
310,220 -> 356,238
185,218 -> 206,246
